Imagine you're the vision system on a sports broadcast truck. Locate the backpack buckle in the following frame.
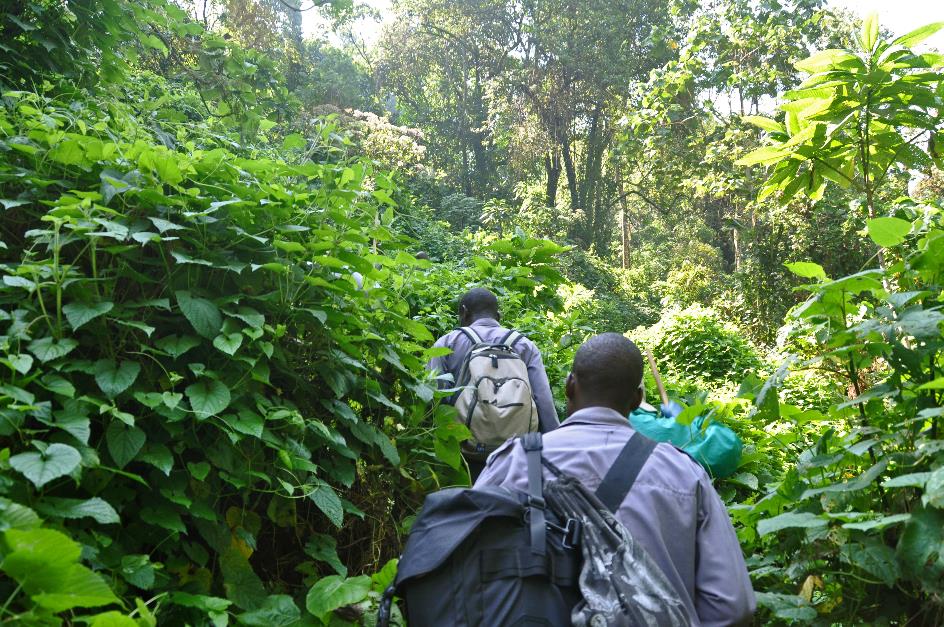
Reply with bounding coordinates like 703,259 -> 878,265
527,495 -> 546,510
562,518 -> 581,549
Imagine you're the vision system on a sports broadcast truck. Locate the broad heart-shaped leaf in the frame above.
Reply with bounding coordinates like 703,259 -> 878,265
89,611 -> 139,627
7,353 -> 33,374
213,332 -> 243,355
105,421 -> 146,468
63,301 -> 114,330
9,443 -> 82,488
785,261 -> 826,280
28,337 -> 79,362
305,575 -> 371,620
35,497 -> 119,524
32,563 -> 120,612
757,511 -> 827,536
176,291 -> 222,339
867,217 -> 911,247
94,359 -> 141,398
186,379 -> 231,419
154,334 -> 201,358
120,554 -> 156,590
308,481 -> 344,528
236,594 -> 301,626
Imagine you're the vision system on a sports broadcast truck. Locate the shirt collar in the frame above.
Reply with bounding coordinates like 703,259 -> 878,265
469,317 -> 500,328
560,406 -> 631,428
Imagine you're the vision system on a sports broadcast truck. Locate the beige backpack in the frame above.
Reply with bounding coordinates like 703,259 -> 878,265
453,327 -> 538,460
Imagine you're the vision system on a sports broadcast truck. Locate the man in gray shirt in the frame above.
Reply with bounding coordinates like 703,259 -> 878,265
427,288 -> 560,478
475,333 -> 755,626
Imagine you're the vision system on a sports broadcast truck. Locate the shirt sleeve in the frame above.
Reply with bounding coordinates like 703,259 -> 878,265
694,477 -> 756,626
523,343 -> 560,433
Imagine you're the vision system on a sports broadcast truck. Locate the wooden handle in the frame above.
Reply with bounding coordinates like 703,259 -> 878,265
645,350 -> 669,407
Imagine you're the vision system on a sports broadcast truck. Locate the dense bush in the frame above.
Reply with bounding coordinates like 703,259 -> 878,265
634,304 -> 762,383
0,71 -> 471,622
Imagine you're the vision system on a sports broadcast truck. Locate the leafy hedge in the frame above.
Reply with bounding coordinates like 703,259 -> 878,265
634,304 -> 762,383
0,80 -> 467,623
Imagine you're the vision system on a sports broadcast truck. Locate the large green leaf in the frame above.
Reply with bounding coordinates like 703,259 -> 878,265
35,497 -> 120,524
308,481 -> 344,528
236,594 -> 301,626
892,22 -> 944,48
0,498 -> 41,530
757,511 -> 827,536
32,563 -> 120,612
924,467 -> 944,509
795,49 -> 859,73
186,379 -> 231,419
867,217 -> 911,247
94,359 -> 141,398
2,527 -> 81,593
305,575 -> 371,620
897,506 -> 944,587
860,12 -> 879,52
105,421 -> 146,468
785,262 -> 826,280
840,540 -> 899,587
213,332 -> 243,355
28,337 -> 79,362
9,443 -> 82,488
176,291 -> 222,339
304,534 -> 347,577
154,334 -> 201,358
63,301 -> 114,330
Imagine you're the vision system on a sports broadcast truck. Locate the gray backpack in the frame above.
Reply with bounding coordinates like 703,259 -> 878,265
453,327 -> 538,460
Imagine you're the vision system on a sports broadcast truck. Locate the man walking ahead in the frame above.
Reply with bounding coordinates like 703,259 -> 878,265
476,333 -> 755,626
427,288 -> 559,479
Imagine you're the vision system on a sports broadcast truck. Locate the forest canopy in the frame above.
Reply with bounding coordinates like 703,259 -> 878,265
1,0 -> 943,624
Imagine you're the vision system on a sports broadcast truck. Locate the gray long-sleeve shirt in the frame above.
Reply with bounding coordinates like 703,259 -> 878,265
475,406 -> 756,627
426,318 -> 560,433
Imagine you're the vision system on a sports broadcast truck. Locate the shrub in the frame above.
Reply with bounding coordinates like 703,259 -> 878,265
0,83 -> 464,623
635,304 -> 762,383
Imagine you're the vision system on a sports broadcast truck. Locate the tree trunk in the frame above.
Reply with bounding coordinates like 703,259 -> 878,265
545,152 -> 561,207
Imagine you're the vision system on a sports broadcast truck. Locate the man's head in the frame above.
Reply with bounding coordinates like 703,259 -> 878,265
458,288 -> 499,326
566,333 -> 644,416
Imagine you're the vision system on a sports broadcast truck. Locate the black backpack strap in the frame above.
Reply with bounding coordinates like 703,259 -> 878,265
520,433 -> 546,556
595,433 -> 658,513
499,329 -> 523,348
458,326 -> 483,345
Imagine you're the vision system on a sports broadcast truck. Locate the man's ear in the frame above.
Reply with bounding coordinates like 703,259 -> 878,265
565,372 -> 576,401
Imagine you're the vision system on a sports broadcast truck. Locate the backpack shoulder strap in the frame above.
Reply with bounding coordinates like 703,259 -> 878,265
458,326 -> 483,345
595,433 -> 658,513
499,329 -> 523,348
520,433 -> 546,556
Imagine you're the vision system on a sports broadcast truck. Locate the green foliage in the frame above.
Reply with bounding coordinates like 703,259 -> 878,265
0,65 -> 458,623
731,17 -> 944,624
634,304 -> 762,383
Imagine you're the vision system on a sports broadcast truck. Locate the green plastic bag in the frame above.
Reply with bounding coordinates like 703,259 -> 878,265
629,406 -> 742,478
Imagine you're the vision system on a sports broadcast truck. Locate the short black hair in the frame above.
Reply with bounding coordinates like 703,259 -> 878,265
572,333 -> 643,408
459,288 -> 499,317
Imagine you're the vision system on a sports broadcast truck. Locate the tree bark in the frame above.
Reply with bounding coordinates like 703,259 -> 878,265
544,152 -> 561,207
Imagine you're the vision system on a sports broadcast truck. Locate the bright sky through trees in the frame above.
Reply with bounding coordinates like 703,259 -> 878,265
303,0 -> 944,49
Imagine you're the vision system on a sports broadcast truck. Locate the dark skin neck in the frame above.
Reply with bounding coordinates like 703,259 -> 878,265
565,372 -> 641,417
459,309 -> 499,327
